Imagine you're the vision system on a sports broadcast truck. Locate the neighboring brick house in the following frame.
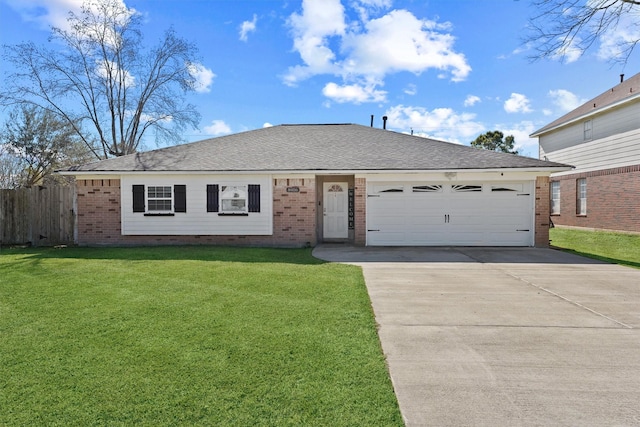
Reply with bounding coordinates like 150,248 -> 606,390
61,124 -> 569,247
531,72 -> 640,234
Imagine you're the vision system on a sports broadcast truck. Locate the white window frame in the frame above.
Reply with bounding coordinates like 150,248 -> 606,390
577,179 -> 587,215
220,185 -> 247,213
550,181 -> 560,215
147,186 -> 173,212
583,120 -> 592,141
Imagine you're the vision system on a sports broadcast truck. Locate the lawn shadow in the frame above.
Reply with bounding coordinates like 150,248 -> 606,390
551,246 -> 640,269
0,245 -> 327,265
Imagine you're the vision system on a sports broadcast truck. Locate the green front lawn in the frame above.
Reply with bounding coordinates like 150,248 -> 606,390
550,227 -> 640,268
0,246 -> 403,426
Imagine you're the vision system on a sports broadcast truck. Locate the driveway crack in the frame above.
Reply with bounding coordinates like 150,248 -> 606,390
504,270 -> 634,329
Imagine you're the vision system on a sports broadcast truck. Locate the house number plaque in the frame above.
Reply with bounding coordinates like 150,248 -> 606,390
286,186 -> 300,192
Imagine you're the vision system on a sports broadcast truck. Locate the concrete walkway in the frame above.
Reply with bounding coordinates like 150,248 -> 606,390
312,245 -> 640,427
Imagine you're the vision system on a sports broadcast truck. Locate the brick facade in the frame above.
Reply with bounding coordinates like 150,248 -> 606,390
77,175 -> 553,247
550,165 -> 640,233
77,179 -> 122,245
535,176 -> 550,247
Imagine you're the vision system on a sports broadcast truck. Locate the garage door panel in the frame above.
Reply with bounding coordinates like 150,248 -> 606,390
367,181 -> 534,247
408,232 -> 449,246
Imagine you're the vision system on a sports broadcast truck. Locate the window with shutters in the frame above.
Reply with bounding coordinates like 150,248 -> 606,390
207,184 -> 260,215
148,186 -> 172,211
132,184 -> 187,215
221,185 -> 247,213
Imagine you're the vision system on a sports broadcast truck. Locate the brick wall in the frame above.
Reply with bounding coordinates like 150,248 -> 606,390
535,176 -> 550,247
77,179 -> 122,245
550,165 -> 640,233
272,178 -> 317,246
76,178 -> 317,247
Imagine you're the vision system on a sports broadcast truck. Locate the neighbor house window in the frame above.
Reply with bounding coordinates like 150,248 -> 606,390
207,184 -> 261,214
577,179 -> 587,215
550,181 -> 560,215
132,184 -> 186,214
583,120 -> 592,141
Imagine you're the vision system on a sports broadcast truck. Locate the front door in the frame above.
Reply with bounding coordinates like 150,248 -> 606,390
323,182 -> 348,239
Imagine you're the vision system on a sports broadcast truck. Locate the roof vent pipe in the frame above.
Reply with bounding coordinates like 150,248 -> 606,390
370,114 -> 374,127
382,115 -> 388,130
621,74 -> 625,83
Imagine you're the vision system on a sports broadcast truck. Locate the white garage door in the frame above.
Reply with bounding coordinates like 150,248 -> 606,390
366,181 -> 534,246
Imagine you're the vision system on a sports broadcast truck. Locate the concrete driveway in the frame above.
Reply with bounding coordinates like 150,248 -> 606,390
312,246 -> 640,427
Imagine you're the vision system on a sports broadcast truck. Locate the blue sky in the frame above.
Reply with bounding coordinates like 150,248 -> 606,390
2,0 -> 640,158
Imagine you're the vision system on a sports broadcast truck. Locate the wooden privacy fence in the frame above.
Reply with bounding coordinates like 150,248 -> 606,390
0,186 -> 75,246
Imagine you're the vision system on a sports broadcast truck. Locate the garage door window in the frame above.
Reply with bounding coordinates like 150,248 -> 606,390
372,184 -> 404,194
452,184 -> 482,192
491,184 -> 523,192
413,185 -> 443,193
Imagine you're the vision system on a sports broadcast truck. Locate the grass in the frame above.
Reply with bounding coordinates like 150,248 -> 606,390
0,246 -> 403,426
550,227 -> 640,268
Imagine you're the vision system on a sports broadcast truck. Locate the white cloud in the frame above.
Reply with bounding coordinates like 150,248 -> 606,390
552,37 -> 583,63
504,93 -> 532,114
203,120 -> 231,136
96,59 -> 135,87
464,95 -> 481,107
385,104 -> 485,143
596,9 -> 640,61
323,81 -> 387,103
548,89 -> 585,113
239,14 -> 258,42
404,84 -> 417,96
263,122 -> 273,128
187,63 -> 215,93
494,121 -> 539,157
284,0 -> 346,85
284,1 -> 471,100
341,10 -> 470,81
6,0 -> 84,29
358,0 -> 392,7
6,0 -> 133,32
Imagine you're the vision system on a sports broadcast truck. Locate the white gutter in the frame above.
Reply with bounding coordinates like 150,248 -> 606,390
59,166 -> 572,176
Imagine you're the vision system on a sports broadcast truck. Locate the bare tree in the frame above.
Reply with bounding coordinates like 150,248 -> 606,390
0,146 -> 25,189
525,0 -> 640,64
1,0 -> 202,159
0,106 -> 94,187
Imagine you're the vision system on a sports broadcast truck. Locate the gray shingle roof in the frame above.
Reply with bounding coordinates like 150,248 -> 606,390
531,71 -> 640,137
67,124 -> 569,172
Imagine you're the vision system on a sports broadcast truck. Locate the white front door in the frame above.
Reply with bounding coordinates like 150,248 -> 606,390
323,182 -> 348,239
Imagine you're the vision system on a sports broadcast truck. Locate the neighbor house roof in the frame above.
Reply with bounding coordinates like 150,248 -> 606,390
531,71 -> 640,137
65,124 -> 570,173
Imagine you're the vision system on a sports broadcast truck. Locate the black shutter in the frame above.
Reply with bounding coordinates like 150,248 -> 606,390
207,184 -> 219,212
248,184 -> 260,213
174,185 -> 186,213
132,185 -> 145,212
